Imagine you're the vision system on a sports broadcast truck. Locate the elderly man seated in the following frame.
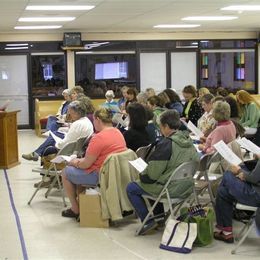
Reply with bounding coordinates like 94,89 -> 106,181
127,110 -> 199,235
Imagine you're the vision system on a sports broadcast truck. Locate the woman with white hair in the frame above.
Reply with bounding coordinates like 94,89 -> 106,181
102,90 -> 119,114
22,100 -> 94,161
46,89 -> 71,132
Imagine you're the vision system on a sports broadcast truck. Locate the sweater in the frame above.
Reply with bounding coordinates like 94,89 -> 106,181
182,98 -> 203,126
55,117 -> 93,150
123,128 -> 151,152
240,102 -> 260,128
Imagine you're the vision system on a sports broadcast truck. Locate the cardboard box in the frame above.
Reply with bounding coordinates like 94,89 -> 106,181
79,193 -> 109,228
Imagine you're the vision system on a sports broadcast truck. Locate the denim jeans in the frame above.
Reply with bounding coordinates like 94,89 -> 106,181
34,131 -> 64,156
215,171 -> 260,229
46,116 -> 61,132
126,182 -> 164,222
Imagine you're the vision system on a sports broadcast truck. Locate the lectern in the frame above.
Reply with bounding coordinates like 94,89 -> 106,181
0,111 -> 20,169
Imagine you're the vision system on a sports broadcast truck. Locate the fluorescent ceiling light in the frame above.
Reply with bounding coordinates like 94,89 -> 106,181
14,25 -> 62,30
6,43 -> 28,46
26,5 -> 95,11
182,16 -> 238,21
5,47 -> 29,50
154,24 -> 200,28
221,5 -> 260,11
19,17 -> 75,22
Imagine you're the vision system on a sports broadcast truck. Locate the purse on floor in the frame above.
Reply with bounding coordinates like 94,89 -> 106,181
160,217 -> 197,254
179,205 -> 215,247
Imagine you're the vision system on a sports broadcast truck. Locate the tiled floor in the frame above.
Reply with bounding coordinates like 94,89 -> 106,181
1,130 -> 260,259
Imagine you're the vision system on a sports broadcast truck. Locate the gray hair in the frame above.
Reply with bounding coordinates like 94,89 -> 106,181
212,101 -> 231,121
62,89 -> 70,96
68,100 -> 87,117
160,110 -> 181,130
137,92 -> 148,105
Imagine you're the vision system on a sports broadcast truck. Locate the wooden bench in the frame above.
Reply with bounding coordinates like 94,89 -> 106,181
34,99 -> 62,137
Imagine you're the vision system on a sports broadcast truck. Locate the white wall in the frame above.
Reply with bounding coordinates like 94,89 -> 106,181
171,52 -> 197,95
140,53 -> 167,93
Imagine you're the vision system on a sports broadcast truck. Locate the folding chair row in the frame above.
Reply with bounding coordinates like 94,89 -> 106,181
28,136 -> 89,207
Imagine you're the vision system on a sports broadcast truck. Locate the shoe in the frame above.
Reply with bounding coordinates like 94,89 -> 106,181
22,152 -> 39,161
122,210 -> 134,217
139,221 -> 158,235
61,208 -> 79,219
214,231 -> 234,243
33,180 -> 51,188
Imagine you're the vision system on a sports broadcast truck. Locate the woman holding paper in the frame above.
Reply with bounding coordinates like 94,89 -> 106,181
198,101 -> 236,154
214,154 -> 260,243
197,94 -> 216,137
236,90 -> 260,135
22,100 -> 93,161
61,108 -> 126,219
182,85 -> 203,126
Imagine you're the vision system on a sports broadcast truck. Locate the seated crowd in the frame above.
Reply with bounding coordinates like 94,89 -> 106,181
22,84 -> 260,243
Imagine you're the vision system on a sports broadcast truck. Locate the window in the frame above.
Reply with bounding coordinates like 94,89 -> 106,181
200,49 -> 255,92
201,53 -> 208,80
75,53 -> 136,98
31,53 -> 66,97
234,53 -> 245,81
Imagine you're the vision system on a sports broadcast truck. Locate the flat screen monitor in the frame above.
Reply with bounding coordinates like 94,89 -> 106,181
95,61 -> 128,80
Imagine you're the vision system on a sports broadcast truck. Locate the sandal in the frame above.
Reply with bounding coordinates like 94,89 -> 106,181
214,231 -> 234,243
62,208 -> 79,219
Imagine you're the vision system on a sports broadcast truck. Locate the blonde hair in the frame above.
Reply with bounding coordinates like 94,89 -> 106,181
158,92 -> 170,106
236,90 -> 260,108
94,107 -> 113,124
145,88 -> 156,97
198,87 -> 210,97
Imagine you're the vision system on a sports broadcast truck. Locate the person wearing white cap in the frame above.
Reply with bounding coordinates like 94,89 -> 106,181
102,90 -> 119,114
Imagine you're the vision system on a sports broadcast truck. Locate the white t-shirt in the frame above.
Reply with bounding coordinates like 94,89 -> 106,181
55,117 -> 93,150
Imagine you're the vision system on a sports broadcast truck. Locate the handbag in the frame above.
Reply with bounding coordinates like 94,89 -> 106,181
160,218 -> 197,254
180,205 -> 214,247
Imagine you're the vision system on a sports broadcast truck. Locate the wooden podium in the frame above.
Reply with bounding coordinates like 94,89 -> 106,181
0,111 -> 20,169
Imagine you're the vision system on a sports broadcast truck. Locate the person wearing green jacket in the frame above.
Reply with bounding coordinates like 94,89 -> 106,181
126,109 -> 199,235
236,90 -> 260,134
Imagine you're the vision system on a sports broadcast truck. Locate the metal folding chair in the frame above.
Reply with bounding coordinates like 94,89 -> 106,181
232,203 -> 258,254
135,144 -> 152,161
28,136 -> 88,207
194,152 -> 222,206
135,161 -> 199,236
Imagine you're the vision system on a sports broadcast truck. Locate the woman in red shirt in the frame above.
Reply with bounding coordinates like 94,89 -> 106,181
61,108 -> 126,219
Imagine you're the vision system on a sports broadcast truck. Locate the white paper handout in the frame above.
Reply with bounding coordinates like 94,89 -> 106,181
236,137 -> 260,155
129,158 -> 148,173
187,121 -> 204,138
50,154 -> 77,163
213,140 -> 242,166
50,131 -> 63,143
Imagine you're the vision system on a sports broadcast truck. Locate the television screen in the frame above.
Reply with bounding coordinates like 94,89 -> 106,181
95,62 -> 128,80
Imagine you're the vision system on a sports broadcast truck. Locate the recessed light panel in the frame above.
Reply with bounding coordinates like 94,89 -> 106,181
154,24 -> 200,28
182,16 -> 238,21
19,17 -> 75,22
26,5 -> 95,11
14,25 -> 62,29
221,5 -> 260,11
